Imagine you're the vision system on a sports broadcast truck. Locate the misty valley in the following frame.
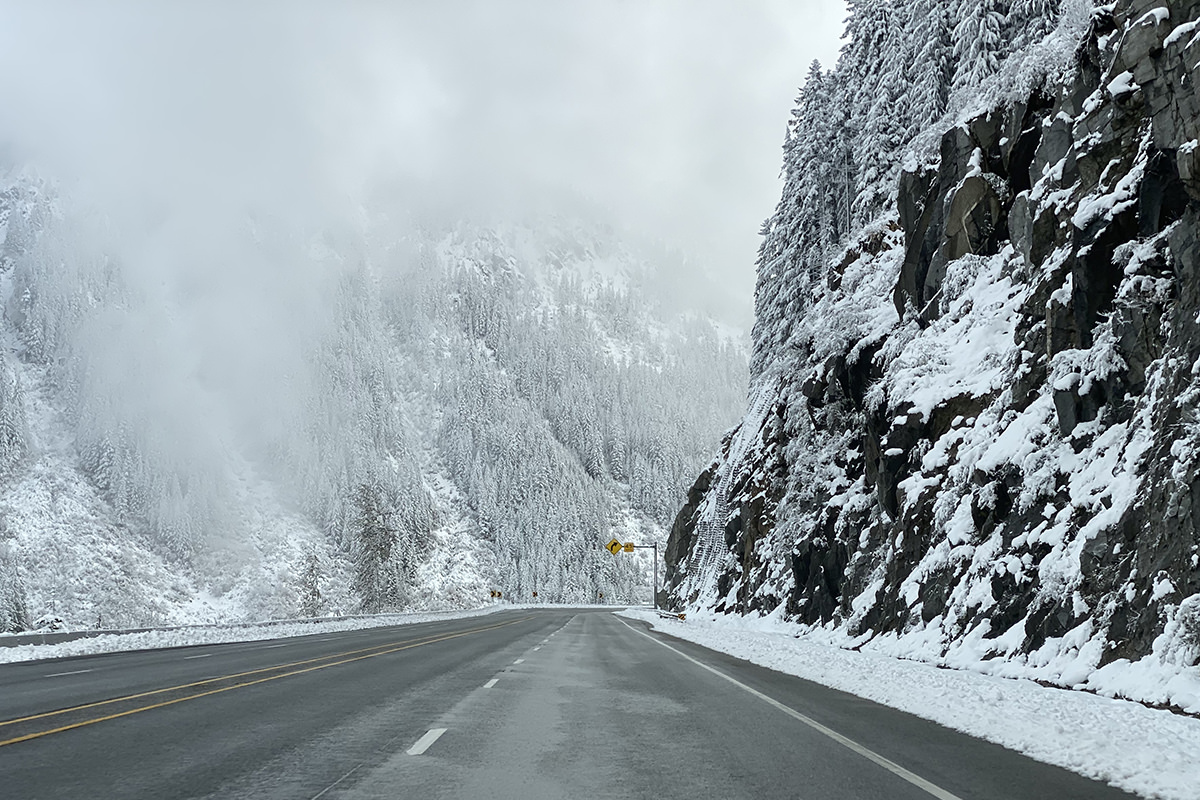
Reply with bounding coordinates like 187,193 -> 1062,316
0,202 -> 746,628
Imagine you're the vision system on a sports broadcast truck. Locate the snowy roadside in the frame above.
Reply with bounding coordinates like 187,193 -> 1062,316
0,603 -> 637,665
0,605 -> 510,664
618,608 -> 1200,800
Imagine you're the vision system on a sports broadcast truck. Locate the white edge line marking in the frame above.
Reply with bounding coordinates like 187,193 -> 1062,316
44,669 -> 92,678
513,658 -> 524,664
615,618 -> 964,800
406,727 -> 447,756
184,653 -> 213,660
484,678 -> 498,688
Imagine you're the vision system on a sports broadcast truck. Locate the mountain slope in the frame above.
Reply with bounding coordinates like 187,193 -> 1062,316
666,0 -> 1200,714
0,180 -> 747,629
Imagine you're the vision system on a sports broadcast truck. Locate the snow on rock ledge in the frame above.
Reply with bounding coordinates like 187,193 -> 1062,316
666,0 -> 1200,716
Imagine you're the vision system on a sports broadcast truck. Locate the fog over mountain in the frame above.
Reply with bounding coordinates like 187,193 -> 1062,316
0,0 -> 846,323
0,1 -> 845,628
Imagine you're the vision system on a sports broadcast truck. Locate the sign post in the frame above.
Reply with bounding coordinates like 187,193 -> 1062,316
652,542 -> 658,610
603,539 -> 659,610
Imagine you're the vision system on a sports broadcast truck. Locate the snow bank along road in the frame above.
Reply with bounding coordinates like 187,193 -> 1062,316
0,610 -> 1135,799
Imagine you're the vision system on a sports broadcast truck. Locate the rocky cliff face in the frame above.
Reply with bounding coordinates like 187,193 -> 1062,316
667,0 -> 1200,710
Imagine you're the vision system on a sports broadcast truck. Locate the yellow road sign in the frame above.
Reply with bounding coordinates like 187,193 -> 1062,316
605,538 -> 622,555
623,542 -> 635,552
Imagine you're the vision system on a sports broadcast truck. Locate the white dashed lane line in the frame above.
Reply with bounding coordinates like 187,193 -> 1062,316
406,727 -> 447,756
43,669 -> 92,678
513,658 -> 524,664
484,678 -> 498,689
183,653 -> 212,660
263,644 -> 288,649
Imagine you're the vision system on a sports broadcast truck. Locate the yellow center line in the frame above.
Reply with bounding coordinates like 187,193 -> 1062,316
0,615 -> 530,742
1,616 -> 527,730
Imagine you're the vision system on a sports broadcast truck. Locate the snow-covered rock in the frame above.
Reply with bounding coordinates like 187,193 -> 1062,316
667,0 -> 1200,715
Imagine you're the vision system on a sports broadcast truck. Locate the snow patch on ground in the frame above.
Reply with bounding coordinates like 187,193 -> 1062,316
619,608 -> 1200,800
0,604 -> 510,664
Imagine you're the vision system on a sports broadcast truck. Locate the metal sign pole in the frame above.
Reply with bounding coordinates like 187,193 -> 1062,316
604,539 -> 661,609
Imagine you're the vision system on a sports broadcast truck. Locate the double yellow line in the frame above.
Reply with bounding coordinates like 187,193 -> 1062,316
0,615 -> 530,748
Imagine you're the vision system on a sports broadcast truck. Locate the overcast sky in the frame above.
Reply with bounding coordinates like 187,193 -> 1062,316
0,0 -> 847,323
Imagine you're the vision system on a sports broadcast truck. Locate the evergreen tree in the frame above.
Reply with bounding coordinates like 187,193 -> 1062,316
907,0 -> 955,138
0,360 -> 27,476
351,481 -> 398,613
837,0 -> 914,225
842,0 -> 895,137
753,64 -> 828,372
1007,0 -> 1062,51
952,0 -> 1007,96
298,551 -> 323,617
855,14 -> 910,223
0,546 -> 30,634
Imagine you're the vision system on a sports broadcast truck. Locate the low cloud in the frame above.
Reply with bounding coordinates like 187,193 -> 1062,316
0,0 -> 846,322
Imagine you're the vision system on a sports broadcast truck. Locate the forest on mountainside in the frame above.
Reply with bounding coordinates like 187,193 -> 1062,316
752,0 -> 1066,374
0,185 -> 746,630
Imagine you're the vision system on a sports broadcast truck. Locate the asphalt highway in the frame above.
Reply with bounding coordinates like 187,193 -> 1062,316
0,609 -> 1136,799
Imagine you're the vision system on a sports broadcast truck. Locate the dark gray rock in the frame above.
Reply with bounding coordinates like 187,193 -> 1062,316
1139,148 -> 1189,235
940,175 -> 1011,264
1072,206 -> 1139,349
1032,113 -> 1075,189
667,0 -> 1200,701
1002,93 -> 1053,195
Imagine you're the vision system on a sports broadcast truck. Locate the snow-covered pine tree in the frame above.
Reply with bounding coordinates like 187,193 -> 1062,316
0,544 -> 30,633
853,0 -> 911,224
80,435 -> 116,495
752,64 -> 833,374
1007,0 -> 1063,51
388,481 -> 434,606
815,76 -> 854,259
907,0 -> 955,139
351,480 -> 398,613
298,551 -> 324,617
842,0 -> 898,227
952,0 -> 1008,97
0,358 -> 27,476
